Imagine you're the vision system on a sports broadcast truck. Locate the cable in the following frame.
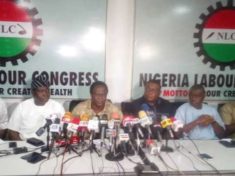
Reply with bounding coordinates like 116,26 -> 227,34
158,154 -> 179,173
89,150 -> 95,175
185,137 -> 222,176
115,161 -> 121,176
117,161 -> 126,176
172,140 -> 202,175
97,152 -> 105,176
166,152 -> 185,175
60,144 -> 68,175
53,155 -> 59,175
156,154 -> 169,176
35,158 -> 48,176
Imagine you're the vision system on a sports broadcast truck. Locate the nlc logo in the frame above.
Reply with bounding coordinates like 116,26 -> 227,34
0,0 -> 42,66
194,0 -> 235,70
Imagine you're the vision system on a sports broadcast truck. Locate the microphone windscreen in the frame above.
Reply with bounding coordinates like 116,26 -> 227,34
122,114 -> 134,127
138,110 -> 147,119
111,112 -> 120,120
71,118 -> 80,124
80,113 -> 89,121
62,112 -> 73,123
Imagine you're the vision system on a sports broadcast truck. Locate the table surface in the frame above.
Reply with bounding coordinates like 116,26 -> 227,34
0,139 -> 234,176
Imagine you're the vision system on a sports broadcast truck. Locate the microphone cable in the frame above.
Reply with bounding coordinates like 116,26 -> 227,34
155,154 -> 170,175
184,136 -> 222,176
60,142 -> 69,175
117,160 -> 127,176
165,151 -> 185,175
172,140 -> 202,175
35,158 -> 48,176
89,150 -> 95,176
97,151 -> 105,176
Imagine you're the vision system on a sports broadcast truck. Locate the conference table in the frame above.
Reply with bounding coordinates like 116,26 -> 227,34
0,139 -> 235,176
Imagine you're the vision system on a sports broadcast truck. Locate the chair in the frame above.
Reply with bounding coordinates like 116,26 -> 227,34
217,103 -> 225,113
121,101 -> 134,114
69,99 -> 85,112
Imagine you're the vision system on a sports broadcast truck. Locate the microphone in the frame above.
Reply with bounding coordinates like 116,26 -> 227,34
78,113 -> 89,142
118,128 -> 129,155
152,121 -> 163,142
138,110 -> 153,138
48,117 -> 61,159
160,115 -> 174,139
122,114 -> 144,139
141,103 -> 156,120
105,113 -> 124,161
36,114 -> 57,136
50,118 -> 61,140
99,114 -> 108,146
146,139 -> 160,155
88,116 -> 99,141
61,112 -> 73,137
67,117 -> 80,144
171,118 -> 184,132
107,119 -> 115,152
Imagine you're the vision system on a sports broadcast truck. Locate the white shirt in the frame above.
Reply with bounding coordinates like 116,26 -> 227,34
7,98 -> 65,140
175,103 -> 225,140
0,98 -> 8,129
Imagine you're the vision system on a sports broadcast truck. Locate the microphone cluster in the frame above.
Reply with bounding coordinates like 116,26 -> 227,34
32,108 -> 183,158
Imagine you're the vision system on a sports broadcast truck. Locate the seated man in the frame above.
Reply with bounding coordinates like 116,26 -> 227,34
220,102 -> 235,139
131,80 -> 173,139
131,80 -> 173,117
175,84 -> 225,140
72,81 -> 123,120
0,98 -> 8,139
7,74 -> 65,140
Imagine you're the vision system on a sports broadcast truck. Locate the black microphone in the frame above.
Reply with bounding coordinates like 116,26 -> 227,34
122,114 -> 144,139
36,119 -> 53,136
61,112 -> 73,140
48,117 -> 61,159
152,122 -> 163,142
105,112 -> 124,161
50,118 -> 61,140
100,114 -> 108,146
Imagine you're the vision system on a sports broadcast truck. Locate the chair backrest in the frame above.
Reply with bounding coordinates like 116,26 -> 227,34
69,99 -> 85,112
217,103 -> 225,113
121,101 -> 134,114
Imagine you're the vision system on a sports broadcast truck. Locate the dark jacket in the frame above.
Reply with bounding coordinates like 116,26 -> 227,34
123,96 -> 174,140
131,96 -> 174,118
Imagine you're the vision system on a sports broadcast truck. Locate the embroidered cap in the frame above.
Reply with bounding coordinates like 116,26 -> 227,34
31,74 -> 50,89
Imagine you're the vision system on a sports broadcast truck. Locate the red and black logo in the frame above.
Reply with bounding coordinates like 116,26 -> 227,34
194,0 -> 235,70
0,0 -> 43,66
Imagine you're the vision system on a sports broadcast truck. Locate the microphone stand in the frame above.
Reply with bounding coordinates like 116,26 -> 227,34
129,129 -> 160,175
161,129 -> 173,152
41,126 -> 50,153
105,126 -> 124,161
88,130 -> 101,157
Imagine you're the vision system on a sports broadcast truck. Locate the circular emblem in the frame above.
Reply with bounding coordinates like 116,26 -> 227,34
0,0 -> 42,66
194,0 -> 235,70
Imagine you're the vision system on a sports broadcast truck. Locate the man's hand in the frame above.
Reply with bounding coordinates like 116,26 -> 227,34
196,115 -> 215,127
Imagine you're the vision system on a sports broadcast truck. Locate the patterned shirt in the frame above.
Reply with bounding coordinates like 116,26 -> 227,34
72,99 -> 123,120
220,102 -> 235,139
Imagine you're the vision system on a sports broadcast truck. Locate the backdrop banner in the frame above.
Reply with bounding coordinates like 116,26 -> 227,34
132,0 -> 235,102
0,0 -> 107,99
